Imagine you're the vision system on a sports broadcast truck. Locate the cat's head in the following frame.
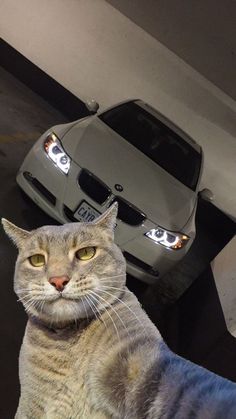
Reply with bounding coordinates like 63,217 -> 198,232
2,203 -> 126,327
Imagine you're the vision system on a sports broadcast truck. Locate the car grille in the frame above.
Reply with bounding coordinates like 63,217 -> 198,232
78,169 -> 111,205
110,197 -> 146,226
78,169 -> 146,226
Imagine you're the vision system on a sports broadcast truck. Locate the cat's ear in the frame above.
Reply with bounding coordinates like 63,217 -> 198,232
92,202 -> 118,232
1,218 -> 30,247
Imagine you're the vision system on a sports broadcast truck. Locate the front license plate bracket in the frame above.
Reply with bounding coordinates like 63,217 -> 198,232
74,200 -> 100,222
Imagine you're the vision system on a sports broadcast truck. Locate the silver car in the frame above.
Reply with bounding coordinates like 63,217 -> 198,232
17,99 -> 204,283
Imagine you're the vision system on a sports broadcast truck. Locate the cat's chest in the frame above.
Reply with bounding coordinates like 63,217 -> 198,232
19,323 -> 94,417
21,324 -> 89,381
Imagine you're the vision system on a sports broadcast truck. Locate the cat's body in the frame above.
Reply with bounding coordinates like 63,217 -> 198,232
3,204 -> 236,419
16,291 -> 159,419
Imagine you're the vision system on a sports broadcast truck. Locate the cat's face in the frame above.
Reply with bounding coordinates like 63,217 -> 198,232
2,203 -> 126,326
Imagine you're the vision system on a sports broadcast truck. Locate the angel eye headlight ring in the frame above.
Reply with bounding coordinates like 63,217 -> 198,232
44,132 -> 71,174
145,227 -> 189,250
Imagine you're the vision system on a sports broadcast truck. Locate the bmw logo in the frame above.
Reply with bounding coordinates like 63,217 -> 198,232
115,184 -> 123,192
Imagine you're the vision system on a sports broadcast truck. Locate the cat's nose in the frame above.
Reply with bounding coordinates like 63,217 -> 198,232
48,275 -> 70,292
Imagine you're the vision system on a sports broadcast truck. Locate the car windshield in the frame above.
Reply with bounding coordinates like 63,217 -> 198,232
99,101 -> 202,191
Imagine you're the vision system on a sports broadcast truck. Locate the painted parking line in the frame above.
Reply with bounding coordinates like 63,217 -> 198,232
0,131 -> 41,143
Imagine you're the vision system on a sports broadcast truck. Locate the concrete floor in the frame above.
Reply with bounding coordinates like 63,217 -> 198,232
0,66 -> 235,418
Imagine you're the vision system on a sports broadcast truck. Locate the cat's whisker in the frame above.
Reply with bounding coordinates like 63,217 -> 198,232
50,305 -> 56,329
90,290 -> 125,341
96,288 -> 152,343
18,290 -> 48,315
16,292 -> 36,297
89,292 -> 120,341
98,280 -> 126,285
19,294 -> 46,303
99,284 -> 133,294
16,287 -> 43,293
87,294 -> 109,332
84,295 -> 103,327
17,297 -> 24,302
92,291 -> 130,339
17,292 -> 36,298
97,274 -> 125,282
74,313 -> 78,329
38,299 -> 43,314
83,295 -> 100,324
39,297 -> 46,315
16,289 -> 31,293
34,300 -> 42,312
17,286 -> 42,290
81,296 -> 89,322
18,294 -> 38,304
24,299 -> 38,313
22,296 -> 37,306
71,300 -> 78,328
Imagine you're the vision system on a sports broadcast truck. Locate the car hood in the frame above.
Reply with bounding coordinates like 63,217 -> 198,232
62,117 -> 197,231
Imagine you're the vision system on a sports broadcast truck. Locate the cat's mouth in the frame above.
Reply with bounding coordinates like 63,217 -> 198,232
48,292 -> 85,302
59,293 -> 77,301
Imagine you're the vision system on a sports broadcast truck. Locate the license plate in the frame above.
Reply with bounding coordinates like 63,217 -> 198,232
74,201 -> 100,223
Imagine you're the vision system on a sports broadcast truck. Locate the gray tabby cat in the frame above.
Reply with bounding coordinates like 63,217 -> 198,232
2,202 -> 236,418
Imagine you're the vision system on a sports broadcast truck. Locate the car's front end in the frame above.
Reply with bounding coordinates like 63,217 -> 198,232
17,100 -> 203,283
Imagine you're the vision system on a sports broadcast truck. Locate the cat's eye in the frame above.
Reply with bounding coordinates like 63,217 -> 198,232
75,247 -> 96,261
29,254 -> 46,267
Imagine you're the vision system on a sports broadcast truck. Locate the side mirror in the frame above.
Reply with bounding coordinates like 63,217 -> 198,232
199,188 -> 214,202
85,99 -> 99,114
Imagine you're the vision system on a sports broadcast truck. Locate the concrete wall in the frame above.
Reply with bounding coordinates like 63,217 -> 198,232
212,236 -> 236,337
107,0 -> 236,102
0,0 -> 235,217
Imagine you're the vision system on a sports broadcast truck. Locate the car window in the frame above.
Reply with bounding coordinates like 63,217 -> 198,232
99,101 -> 202,191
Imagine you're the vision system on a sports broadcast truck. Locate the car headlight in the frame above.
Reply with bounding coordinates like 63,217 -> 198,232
44,132 -> 71,174
145,227 -> 189,250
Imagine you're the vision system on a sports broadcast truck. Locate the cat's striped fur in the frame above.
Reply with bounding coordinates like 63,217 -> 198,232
2,203 -> 236,418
